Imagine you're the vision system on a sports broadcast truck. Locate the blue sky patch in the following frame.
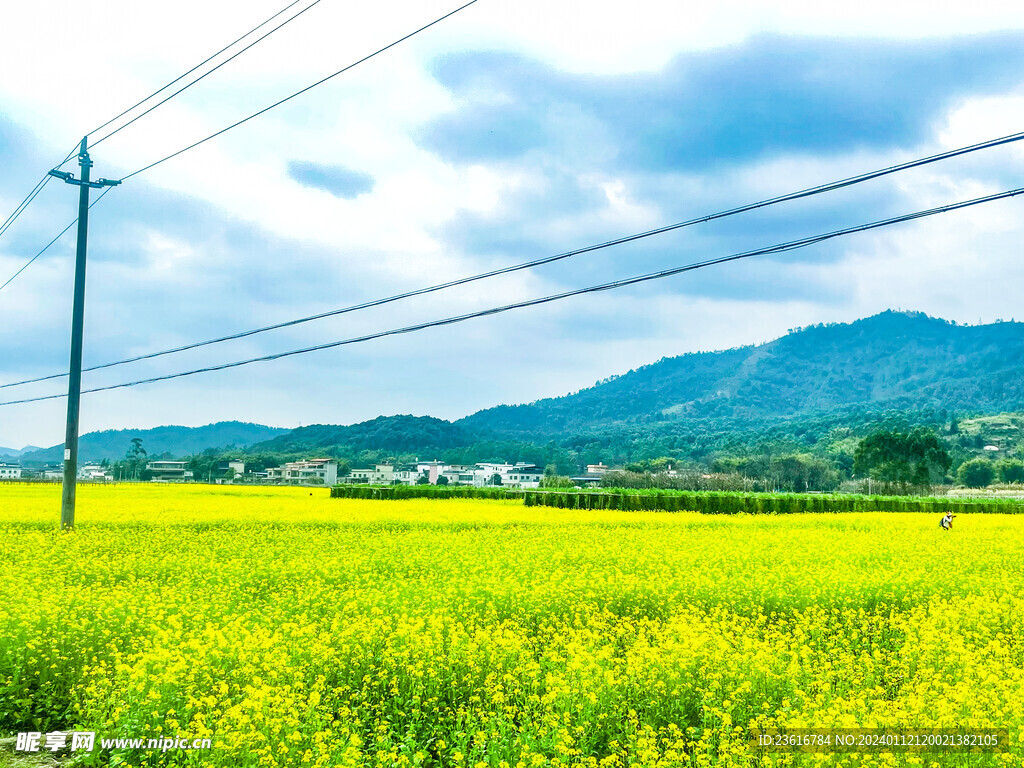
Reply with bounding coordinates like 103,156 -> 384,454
287,161 -> 374,199
423,33 -> 1024,171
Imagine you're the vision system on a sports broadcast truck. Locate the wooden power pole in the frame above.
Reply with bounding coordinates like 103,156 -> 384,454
48,137 -> 120,529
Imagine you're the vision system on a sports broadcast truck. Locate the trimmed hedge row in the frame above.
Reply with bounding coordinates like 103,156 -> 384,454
331,484 -> 1024,514
521,489 -> 1024,515
330,485 -> 520,501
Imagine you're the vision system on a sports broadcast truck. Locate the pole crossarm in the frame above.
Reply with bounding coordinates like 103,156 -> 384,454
47,169 -> 121,189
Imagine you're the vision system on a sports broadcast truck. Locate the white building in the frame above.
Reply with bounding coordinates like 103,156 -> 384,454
393,467 -> 431,485
340,460 -> 543,488
344,463 -> 395,485
218,460 -> 246,477
440,465 -> 476,485
147,460 -> 193,482
416,460 -> 447,484
0,463 -> 22,479
504,464 -> 543,488
266,458 -> 339,485
471,462 -> 513,487
77,464 -> 112,482
450,462 -> 544,488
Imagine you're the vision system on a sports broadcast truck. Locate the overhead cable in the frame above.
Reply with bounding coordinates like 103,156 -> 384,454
3,0 -> 323,284
119,0 -> 481,182
0,144 -> 79,243
88,0 -> 325,151
2,0 -> 479,290
0,187 -> 114,294
3,128 -> 1024,387
2,185 -> 1019,407
81,0 -> 310,143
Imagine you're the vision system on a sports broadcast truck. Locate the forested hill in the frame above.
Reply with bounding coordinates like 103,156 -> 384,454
19,311 -> 1019,465
458,311 -> 1024,438
254,415 -> 472,456
19,421 -> 287,464
240,311 -> 1024,461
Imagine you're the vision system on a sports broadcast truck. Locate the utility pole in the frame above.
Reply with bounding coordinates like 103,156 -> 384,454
48,137 -> 121,529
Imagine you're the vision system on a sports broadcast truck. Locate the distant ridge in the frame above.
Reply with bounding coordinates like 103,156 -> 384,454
457,310 -> 1024,438
243,311 -> 1024,456
18,422 -> 287,464
0,445 -> 40,458
11,311 -> 1024,464
255,415 -> 472,456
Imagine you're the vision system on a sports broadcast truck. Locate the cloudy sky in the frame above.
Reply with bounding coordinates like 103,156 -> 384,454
2,0 -> 1024,449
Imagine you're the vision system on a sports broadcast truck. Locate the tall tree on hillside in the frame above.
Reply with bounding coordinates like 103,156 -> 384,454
853,428 -> 951,487
126,438 -> 147,481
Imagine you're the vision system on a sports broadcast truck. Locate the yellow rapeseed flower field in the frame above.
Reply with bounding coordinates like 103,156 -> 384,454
0,483 -> 1021,767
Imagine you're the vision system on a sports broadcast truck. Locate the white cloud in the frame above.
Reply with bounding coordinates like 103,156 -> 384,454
3,1 -> 1024,446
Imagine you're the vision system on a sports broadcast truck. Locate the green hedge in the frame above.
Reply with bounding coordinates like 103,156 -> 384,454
330,485 -> 520,501
332,484 -> 1024,514
521,489 -> 1024,515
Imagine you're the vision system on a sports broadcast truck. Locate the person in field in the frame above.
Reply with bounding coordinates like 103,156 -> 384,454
940,511 -> 955,531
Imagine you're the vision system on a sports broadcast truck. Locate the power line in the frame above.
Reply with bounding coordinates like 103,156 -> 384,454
120,0 -> 482,182
0,177 -> 51,243
0,144 -> 80,243
2,185 -> 1018,407
88,0 -> 325,151
1,0 -> 320,285
1,0 -> 479,292
4,127 -> 1024,389
0,187 -> 114,294
0,176 -> 51,239
81,0 -> 310,144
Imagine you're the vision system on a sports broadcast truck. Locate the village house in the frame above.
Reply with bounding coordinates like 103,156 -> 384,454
0,463 -> 22,480
342,460 -> 544,488
77,464 -> 112,482
147,460 -> 193,482
343,463 -> 395,485
266,458 -> 338,485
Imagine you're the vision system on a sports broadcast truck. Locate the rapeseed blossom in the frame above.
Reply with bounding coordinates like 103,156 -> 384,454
0,483 -> 1021,766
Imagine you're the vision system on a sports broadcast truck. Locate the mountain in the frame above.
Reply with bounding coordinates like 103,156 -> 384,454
16,311 -> 1024,468
253,415 -> 472,456
458,311 -> 1024,438
239,311 -> 1024,467
0,445 -> 41,460
0,445 -> 41,455
18,422 -> 287,464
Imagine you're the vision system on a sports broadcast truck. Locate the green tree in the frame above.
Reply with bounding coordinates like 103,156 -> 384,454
126,437 -> 148,481
415,473 -> 430,485
853,428 -> 951,486
436,474 -> 449,486
958,459 -> 994,488
995,458 -> 1024,484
